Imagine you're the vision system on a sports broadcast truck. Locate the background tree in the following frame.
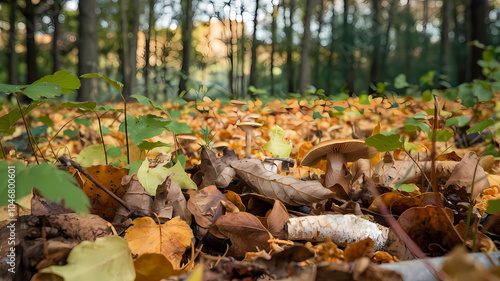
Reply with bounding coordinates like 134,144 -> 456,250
178,0 -> 194,96
78,0 -> 98,101
297,0 -> 315,94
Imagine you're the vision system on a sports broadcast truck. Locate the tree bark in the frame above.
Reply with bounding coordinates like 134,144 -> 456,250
369,0 -> 381,92
178,0 -> 193,96
145,0 -> 155,98
78,0 -> 98,101
24,0 -> 38,83
8,0 -> 17,85
271,5 -> 278,96
342,0 -> 355,93
466,0 -> 488,81
240,18 -> 246,98
440,0 -> 451,82
51,1 -> 64,73
313,0 -> 325,87
326,0 -> 336,95
297,0 -> 316,94
379,0 -> 396,82
285,0 -> 296,93
248,0 -> 260,90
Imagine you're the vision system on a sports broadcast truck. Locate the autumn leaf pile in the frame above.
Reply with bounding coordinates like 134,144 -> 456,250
1,94 -> 500,281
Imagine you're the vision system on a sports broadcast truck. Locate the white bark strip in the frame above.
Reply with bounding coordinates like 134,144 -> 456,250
287,214 -> 389,250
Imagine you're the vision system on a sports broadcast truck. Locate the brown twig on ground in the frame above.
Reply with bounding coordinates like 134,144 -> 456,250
58,155 -> 131,211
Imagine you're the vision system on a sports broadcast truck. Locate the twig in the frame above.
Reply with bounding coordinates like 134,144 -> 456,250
58,155 -> 131,211
17,94 -> 39,164
431,95 -> 442,208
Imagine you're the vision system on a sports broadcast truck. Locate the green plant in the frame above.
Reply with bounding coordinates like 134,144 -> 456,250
198,126 -> 216,148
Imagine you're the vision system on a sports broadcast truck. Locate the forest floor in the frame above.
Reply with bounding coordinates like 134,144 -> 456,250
0,94 -> 500,281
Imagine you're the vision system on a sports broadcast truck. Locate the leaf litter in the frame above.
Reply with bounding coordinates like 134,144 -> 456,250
1,96 -> 500,280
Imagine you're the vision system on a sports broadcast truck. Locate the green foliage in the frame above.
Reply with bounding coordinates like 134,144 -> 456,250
80,73 -> 123,94
0,100 -> 46,139
486,199 -> 500,215
34,70 -> 81,94
137,141 -> 171,151
445,116 -> 471,127
365,133 -> 404,152
467,119 -> 494,134
199,126 -> 216,148
0,161 -> 90,214
0,71 -> 79,100
394,74 -> 409,89
263,125 -> 292,158
119,114 -> 171,145
404,117 -> 430,135
428,130 -> 454,142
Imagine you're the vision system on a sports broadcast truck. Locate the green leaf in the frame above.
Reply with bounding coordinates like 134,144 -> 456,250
404,142 -> 419,154
486,199 -> 500,215
137,160 -> 197,195
263,125 -> 292,158
467,119 -> 494,134
0,100 -> 47,139
365,133 -> 404,152
22,83 -> 63,100
482,48 -> 496,62
376,82 -> 386,94
333,106 -> 346,113
422,90 -> 433,102
404,117 -> 430,135
0,161 -> 90,214
124,160 -> 142,175
62,101 -> 97,111
428,130 -> 454,142
413,112 -> 427,119
107,147 -> 123,158
74,119 -> 93,127
39,236 -> 135,281
81,73 -> 123,94
420,70 -> 436,86
34,70 -> 81,94
0,84 -> 23,95
37,115 -> 54,128
137,141 -> 171,151
472,79 -> 493,101
95,105 -> 123,112
331,92 -> 349,101
131,94 -> 170,117
399,184 -> 417,192
358,94 -> 371,105
167,120 -> 192,135
77,144 -> 115,167
119,114 -> 171,145
445,116 -> 471,127
312,111 -> 323,119
174,154 -> 187,169
394,74 -> 409,89
64,127 -> 79,138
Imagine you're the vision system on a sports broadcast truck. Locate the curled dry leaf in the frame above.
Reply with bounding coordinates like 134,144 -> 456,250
134,253 -> 185,281
215,166 -> 236,188
344,238 -> 375,263
209,212 -> 274,259
251,245 -> 315,279
124,216 -> 193,268
231,159 -> 335,206
186,185 -> 227,239
153,174 -> 191,224
114,174 -> 153,224
239,193 -> 289,239
444,151 -> 491,199
397,206 -> 463,256
45,213 -> 112,242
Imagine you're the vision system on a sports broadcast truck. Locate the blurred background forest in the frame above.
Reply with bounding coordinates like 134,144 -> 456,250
0,0 -> 499,102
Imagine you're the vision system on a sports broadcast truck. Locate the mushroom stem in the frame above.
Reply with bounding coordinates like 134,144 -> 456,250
325,153 -> 351,191
245,132 -> 252,158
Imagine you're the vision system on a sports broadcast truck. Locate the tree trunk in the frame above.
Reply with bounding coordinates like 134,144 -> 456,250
119,0 -> 130,94
466,0 -> 488,81
145,0 -> 155,98
248,0 -> 260,90
78,0 -> 98,101
379,0 -> 395,82
271,5 -> 278,96
369,0 -> 381,92
440,0 -> 451,82
326,0 -> 336,95
24,0 -> 38,83
8,0 -> 17,85
240,19 -> 246,98
313,0 -> 325,87
228,19 -> 235,97
285,0 -> 296,93
342,0 -> 355,93
127,0 -> 139,98
51,1 -> 64,73
178,0 -> 193,96
297,0 -> 316,94
404,0 -> 412,76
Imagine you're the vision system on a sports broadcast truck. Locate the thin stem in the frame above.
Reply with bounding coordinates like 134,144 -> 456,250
431,95 -> 441,208
403,150 -> 432,187
119,94 -> 130,164
16,94 -> 39,164
94,111 -> 108,165
0,142 -> 4,159
463,156 -> 481,249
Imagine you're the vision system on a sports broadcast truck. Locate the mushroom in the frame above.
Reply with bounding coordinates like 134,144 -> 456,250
300,139 -> 378,192
237,122 -> 262,158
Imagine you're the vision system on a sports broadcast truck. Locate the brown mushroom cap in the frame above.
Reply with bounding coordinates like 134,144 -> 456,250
237,122 -> 262,131
301,139 -> 378,166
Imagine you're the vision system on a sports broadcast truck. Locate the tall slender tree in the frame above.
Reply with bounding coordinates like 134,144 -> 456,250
342,0 -> 355,92
440,0 -> 452,82
78,0 -> 98,101
248,0 -> 260,90
313,0 -> 325,86
284,0 -> 296,93
297,0 -> 316,94
466,0 -> 488,81
270,3 -> 278,96
178,0 -> 194,96
369,0 -> 381,91
22,0 -> 39,83
8,0 -> 17,85
144,0 -> 155,98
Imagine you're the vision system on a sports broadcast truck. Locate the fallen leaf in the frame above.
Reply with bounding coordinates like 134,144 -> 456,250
125,216 -> 193,268
114,174 -> 153,224
153,174 -> 191,223
36,236 -> 135,281
134,253 -> 185,281
187,185 -> 227,239
231,158 -> 335,206
444,151 -> 491,199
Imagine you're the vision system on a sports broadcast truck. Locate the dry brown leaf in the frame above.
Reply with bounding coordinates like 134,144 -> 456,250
134,253 -> 185,281
444,151 -> 491,199
114,174 -> 153,224
251,245 -> 315,279
75,165 -> 128,221
240,193 -> 289,239
209,212 -> 273,259
199,147 -> 228,188
124,217 -> 193,268
186,185 -> 227,239
45,213 -> 112,242
344,238 -> 375,262
231,159 -> 335,206
153,174 -> 191,223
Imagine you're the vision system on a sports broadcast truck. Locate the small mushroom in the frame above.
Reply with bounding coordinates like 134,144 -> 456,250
237,122 -> 262,158
300,139 -> 378,192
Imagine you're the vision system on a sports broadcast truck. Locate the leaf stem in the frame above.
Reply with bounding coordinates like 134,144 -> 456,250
431,95 -> 442,208
16,94 -> 39,164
